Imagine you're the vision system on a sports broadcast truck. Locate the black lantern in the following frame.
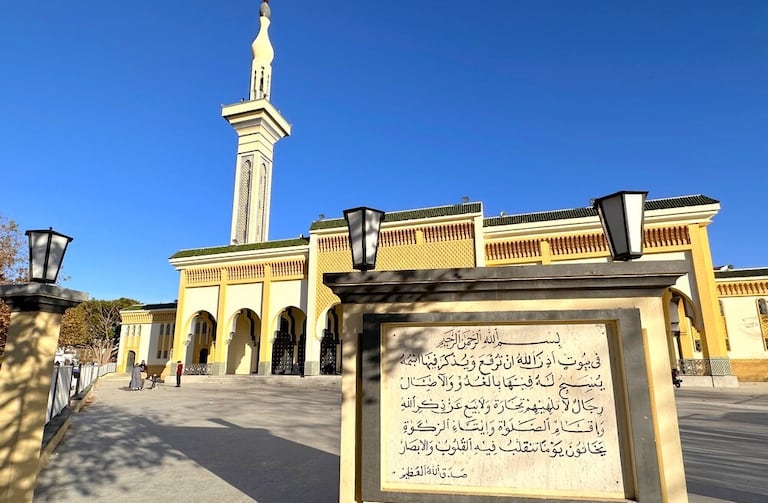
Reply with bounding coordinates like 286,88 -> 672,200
25,228 -> 73,283
593,190 -> 647,261
343,207 -> 385,271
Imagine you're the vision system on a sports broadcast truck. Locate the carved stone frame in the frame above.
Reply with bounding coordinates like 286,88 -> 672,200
360,309 -> 661,503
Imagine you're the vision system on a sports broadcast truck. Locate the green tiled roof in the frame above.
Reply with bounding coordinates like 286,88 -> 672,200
122,302 -> 178,311
169,238 -> 309,259
309,202 -> 482,230
484,194 -> 719,227
715,268 -> 768,279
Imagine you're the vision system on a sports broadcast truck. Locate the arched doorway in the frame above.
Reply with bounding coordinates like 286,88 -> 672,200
667,290 -> 701,375
271,307 -> 306,375
226,309 -> 261,375
320,305 -> 342,375
189,311 -> 216,364
126,350 -> 136,372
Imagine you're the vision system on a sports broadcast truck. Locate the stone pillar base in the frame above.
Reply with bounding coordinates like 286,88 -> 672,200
303,360 -> 319,376
680,375 -> 739,387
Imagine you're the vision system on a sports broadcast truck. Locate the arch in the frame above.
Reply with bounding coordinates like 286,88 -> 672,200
126,350 -> 136,372
669,289 -> 699,331
270,306 -> 307,375
320,304 -> 342,375
668,289 -> 703,368
185,310 -> 217,364
226,308 -> 262,375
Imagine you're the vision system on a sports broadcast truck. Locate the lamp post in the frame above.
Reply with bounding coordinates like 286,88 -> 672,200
25,228 -> 73,283
343,207 -> 385,272
593,190 -> 647,261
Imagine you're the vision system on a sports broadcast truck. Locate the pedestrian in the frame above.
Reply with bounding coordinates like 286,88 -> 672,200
175,360 -> 183,387
128,364 -> 142,391
138,360 -> 148,389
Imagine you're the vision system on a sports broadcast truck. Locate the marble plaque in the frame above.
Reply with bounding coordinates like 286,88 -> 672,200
381,323 -> 625,499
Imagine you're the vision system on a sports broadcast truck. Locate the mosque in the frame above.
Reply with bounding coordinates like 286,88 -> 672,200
117,1 -> 768,385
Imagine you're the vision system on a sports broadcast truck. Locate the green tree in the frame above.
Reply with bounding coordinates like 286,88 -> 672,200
0,216 -> 27,357
71,298 -> 138,364
0,216 -> 27,285
59,305 -> 89,347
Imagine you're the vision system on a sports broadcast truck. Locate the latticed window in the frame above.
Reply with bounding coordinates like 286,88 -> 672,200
156,328 -> 172,359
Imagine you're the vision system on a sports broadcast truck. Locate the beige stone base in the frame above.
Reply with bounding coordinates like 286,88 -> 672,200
680,375 -> 739,387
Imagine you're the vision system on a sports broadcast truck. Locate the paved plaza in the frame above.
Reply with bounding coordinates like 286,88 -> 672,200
33,376 -> 768,503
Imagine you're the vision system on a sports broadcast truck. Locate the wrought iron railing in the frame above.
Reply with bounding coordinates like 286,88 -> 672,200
182,362 -> 224,375
677,357 -> 732,376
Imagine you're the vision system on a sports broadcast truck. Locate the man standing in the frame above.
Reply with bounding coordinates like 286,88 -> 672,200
175,360 -> 183,387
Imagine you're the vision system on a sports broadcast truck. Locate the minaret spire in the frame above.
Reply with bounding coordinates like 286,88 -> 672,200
250,0 -> 274,101
222,0 -> 291,245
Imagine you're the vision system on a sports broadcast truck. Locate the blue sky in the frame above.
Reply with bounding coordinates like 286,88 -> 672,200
1,1 -> 766,303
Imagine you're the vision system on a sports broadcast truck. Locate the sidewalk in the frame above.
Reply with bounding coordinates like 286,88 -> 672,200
34,375 -> 341,503
33,377 -> 768,502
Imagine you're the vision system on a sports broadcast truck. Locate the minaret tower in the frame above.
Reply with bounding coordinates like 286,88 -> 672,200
223,0 -> 291,245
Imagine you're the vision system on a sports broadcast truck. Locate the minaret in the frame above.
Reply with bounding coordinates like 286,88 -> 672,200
223,0 -> 291,245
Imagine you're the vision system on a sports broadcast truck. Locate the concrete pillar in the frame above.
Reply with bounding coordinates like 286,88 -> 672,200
0,284 -> 86,503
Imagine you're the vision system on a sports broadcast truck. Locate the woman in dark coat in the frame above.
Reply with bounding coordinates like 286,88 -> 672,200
128,364 -> 142,390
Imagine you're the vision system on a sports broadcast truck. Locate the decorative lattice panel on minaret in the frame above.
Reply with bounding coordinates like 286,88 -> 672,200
255,161 -> 268,242
236,155 -> 253,243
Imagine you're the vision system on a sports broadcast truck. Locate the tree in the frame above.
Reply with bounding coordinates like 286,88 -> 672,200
0,216 -> 27,358
63,298 -> 138,364
0,300 -> 9,359
59,306 -> 89,347
0,216 -> 27,285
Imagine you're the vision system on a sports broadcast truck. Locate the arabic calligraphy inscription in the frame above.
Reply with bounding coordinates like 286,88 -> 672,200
382,323 -> 624,496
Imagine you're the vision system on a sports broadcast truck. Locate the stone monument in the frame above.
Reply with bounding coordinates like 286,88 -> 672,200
325,261 -> 689,503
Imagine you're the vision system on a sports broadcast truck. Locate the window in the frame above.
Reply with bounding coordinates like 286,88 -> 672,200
694,339 -> 702,352
156,332 -> 172,360
759,298 -> 768,316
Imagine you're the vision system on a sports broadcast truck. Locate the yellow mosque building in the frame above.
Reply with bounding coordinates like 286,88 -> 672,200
118,1 -> 767,385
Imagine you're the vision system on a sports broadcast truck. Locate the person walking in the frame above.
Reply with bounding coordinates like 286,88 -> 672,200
128,364 -> 142,391
175,360 -> 183,387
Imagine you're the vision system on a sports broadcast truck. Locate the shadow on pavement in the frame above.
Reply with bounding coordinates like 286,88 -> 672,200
679,415 -> 768,503
34,380 -> 340,503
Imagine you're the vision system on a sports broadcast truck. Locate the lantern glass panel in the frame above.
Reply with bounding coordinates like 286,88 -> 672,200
345,210 -> 365,269
28,232 -> 49,281
624,192 -> 645,256
45,232 -> 70,282
597,195 -> 629,258
363,209 -> 383,267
